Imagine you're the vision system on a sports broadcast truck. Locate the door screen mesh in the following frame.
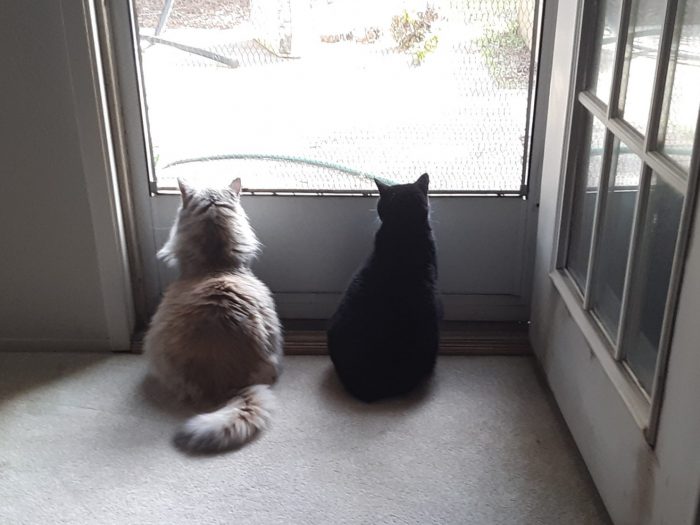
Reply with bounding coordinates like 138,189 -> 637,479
134,0 -> 540,193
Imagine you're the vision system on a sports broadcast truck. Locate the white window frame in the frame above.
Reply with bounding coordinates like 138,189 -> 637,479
551,0 -> 700,445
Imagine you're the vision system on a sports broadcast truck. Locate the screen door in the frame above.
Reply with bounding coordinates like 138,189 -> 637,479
101,0 -> 550,320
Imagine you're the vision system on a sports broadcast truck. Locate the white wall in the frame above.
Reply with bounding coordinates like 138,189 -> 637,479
530,0 -> 700,523
0,1 -> 132,351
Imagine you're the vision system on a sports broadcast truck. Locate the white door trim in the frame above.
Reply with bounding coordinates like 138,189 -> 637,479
531,0 -> 700,521
60,0 -> 135,350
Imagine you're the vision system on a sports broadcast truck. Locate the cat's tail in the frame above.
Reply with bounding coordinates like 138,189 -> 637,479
174,385 -> 274,453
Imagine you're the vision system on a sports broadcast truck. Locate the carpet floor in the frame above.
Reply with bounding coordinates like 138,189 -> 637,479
0,353 -> 610,524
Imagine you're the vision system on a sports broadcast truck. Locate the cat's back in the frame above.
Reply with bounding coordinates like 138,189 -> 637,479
146,270 -> 281,374
336,238 -> 437,308
160,270 -> 275,323
329,254 -> 439,346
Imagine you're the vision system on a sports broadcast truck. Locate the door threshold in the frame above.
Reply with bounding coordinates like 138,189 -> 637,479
130,321 -> 531,356
283,321 -> 531,356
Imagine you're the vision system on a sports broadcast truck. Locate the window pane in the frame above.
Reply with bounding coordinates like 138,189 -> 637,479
625,174 -> 683,393
619,0 -> 665,133
588,0 -> 623,105
567,112 -> 607,291
133,0 -> 540,193
592,141 -> 643,340
659,0 -> 700,171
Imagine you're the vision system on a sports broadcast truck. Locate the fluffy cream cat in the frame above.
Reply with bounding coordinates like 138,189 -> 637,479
144,177 -> 282,452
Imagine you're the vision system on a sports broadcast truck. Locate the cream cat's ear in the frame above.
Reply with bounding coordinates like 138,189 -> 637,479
415,173 -> 429,194
229,177 -> 242,196
178,178 -> 194,206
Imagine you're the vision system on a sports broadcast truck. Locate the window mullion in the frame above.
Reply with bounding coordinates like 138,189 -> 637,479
608,0 -> 633,119
646,152 -> 687,194
579,91 -> 608,123
657,3 -> 685,150
607,117 -> 645,156
583,130 -> 615,309
615,165 -> 652,359
643,0 -> 680,154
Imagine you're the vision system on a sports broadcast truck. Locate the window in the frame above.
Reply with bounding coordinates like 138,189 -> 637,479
558,0 -> 700,440
132,0 -> 542,194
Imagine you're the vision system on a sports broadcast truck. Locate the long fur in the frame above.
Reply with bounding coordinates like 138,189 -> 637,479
144,178 -> 283,453
174,385 -> 274,453
327,173 -> 441,402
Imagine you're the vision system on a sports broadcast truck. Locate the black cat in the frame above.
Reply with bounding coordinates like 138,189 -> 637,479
328,173 -> 440,402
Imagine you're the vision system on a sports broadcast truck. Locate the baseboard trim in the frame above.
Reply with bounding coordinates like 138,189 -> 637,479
273,293 -> 530,322
0,338 -> 115,352
129,323 -> 533,356
285,324 -> 531,356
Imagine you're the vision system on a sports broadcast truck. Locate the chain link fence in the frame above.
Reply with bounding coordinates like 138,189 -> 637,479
134,0 -> 538,193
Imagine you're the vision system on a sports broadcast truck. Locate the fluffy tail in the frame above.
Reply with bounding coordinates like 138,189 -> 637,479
174,385 -> 274,453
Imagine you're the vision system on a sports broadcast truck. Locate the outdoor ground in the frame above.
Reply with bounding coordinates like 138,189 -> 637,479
133,0 -> 535,193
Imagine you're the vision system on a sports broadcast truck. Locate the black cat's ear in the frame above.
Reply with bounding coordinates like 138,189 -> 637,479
178,178 -> 194,206
415,173 -> 429,194
375,178 -> 389,195
229,177 -> 242,196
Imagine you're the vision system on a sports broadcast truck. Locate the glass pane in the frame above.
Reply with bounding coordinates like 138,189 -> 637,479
567,112 -> 607,291
625,173 -> 683,393
592,140 -> 643,340
659,0 -> 700,171
619,0 -> 665,133
588,0 -> 623,105
132,0 -> 540,193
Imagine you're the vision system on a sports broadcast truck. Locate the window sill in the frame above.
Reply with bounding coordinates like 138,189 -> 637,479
549,270 -> 652,436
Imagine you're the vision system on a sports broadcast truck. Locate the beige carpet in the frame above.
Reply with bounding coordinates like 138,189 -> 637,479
0,353 -> 610,524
